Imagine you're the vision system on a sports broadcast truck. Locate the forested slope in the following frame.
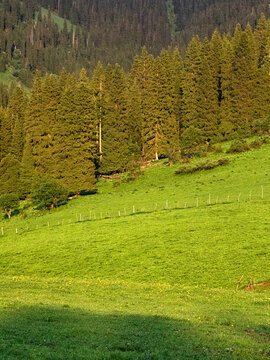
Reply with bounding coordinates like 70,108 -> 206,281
0,0 -> 270,86
1,17 -> 270,197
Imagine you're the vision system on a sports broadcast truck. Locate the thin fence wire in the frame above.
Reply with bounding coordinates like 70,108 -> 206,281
0,185 -> 267,237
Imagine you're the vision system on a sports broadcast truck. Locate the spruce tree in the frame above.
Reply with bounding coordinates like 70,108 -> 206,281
126,78 -> 143,162
0,107 -> 7,162
154,48 -> 183,157
24,72 -> 46,174
198,39 -> 220,140
55,69 -> 97,193
10,88 -> 27,161
211,30 -> 223,120
19,138 -> 36,199
231,24 -> 257,135
220,36 -> 235,138
254,14 -> 270,68
99,64 -> 130,174
130,47 -> 157,160
92,62 -> 106,162
253,54 -> 270,124
181,36 -> 203,146
0,87 -> 26,161
0,97 -> 16,160
0,154 -> 20,196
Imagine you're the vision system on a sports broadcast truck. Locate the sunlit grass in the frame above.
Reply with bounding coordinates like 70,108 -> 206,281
0,141 -> 269,359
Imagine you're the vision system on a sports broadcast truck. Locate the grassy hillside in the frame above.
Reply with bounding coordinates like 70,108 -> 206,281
0,141 -> 269,359
40,7 -> 73,31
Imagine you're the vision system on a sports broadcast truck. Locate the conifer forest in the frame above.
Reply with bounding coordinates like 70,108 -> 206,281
1,1 -> 270,195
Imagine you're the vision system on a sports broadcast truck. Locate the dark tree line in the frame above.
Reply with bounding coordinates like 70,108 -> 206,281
1,0 -> 270,87
1,18 -> 270,197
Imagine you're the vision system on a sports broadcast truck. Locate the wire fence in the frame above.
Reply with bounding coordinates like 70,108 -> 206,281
0,185 -> 267,237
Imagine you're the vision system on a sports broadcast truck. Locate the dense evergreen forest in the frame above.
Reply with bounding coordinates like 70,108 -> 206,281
0,0 -> 270,86
1,16 -> 270,197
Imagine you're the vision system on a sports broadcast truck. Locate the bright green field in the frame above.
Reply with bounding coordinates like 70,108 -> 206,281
0,142 -> 269,359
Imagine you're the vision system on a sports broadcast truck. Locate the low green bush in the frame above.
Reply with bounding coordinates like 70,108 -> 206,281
0,194 -> 19,219
249,137 -> 269,149
125,169 -> 143,183
227,137 -> 268,154
226,139 -> 250,153
253,115 -> 270,134
207,144 -> 223,154
175,158 -> 230,175
31,177 -> 69,210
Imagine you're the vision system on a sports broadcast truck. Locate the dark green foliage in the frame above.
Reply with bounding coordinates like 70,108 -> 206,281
166,147 -> 181,165
1,16 -> 270,199
125,169 -> 143,183
180,126 -> 203,153
229,25 -> 257,135
9,88 -> 27,161
166,0 -> 179,40
19,139 -> 36,199
0,87 -> 27,162
249,137 -> 269,149
226,137 -> 268,154
173,0 -> 270,48
0,193 -> 19,219
226,139 -> 250,153
0,154 -> 20,196
8,49 -> 24,77
31,177 -> 68,209
207,144 -> 223,154
99,65 -> 131,174
55,69 -> 97,193
254,114 -> 270,134
154,48 -> 183,158
0,0 -> 270,86
181,37 -> 203,136
130,47 -> 157,160
124,161 -> 143,183
25,72 -> 48,175
175,158 -> 230,175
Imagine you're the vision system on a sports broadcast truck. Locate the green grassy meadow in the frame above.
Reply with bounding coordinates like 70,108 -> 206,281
0,142 -> 270,359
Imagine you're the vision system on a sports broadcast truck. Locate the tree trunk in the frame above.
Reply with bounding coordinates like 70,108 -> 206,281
99,80 -> 103,161
155,124 -> 159,160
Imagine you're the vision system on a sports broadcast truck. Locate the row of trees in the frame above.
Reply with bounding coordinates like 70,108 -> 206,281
1,18 -> 270,197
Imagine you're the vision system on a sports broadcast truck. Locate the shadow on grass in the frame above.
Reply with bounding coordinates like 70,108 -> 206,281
0,305 -> 267,359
